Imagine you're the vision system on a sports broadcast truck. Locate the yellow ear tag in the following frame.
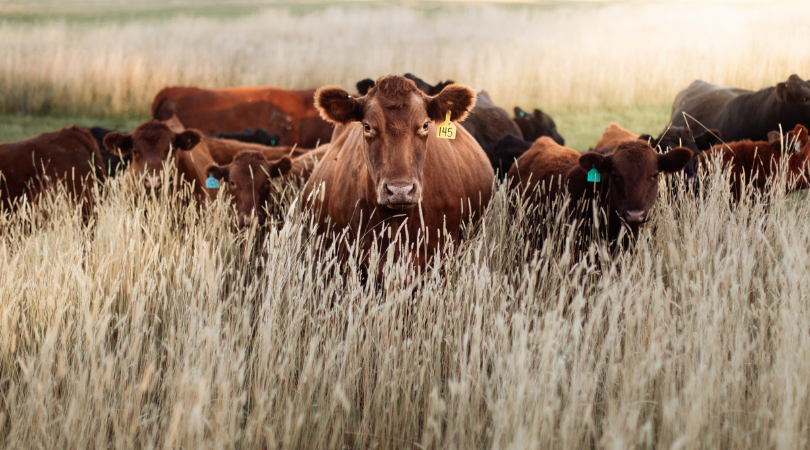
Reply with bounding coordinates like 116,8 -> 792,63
436,110 -> 456,140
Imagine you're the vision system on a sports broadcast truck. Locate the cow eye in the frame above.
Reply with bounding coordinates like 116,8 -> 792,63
651,172 -> 660,180
422,122 -> 429,130
363,123 -> 371,132
229,181 -> 235,188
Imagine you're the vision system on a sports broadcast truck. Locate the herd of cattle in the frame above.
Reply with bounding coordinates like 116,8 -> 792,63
2,73 -> 810,266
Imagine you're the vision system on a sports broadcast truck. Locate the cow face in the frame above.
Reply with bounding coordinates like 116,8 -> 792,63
578,141 -> 692,225
513,107 -> 565,145
315,75 -> 476,210
103,120 -> 201,189
776,74 -> 810,105
207,151 -> 292,227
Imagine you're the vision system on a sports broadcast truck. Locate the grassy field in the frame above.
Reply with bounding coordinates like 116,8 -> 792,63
3,1 -> 810,449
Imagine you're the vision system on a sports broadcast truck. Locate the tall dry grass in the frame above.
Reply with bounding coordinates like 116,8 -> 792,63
2,2 -> 810,116
2,157 -> 810,448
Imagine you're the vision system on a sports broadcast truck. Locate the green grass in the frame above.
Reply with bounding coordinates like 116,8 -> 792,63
0,114 -> 147,143
550,104 -> 671,152
0,105 -> 670,152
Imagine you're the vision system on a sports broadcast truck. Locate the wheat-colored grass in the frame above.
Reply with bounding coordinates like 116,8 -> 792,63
1,154 -> 810,448
1,2 -> 810,117
4,2 -> 810,448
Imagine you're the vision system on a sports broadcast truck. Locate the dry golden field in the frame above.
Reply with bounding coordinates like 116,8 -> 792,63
3,1 -> 810,449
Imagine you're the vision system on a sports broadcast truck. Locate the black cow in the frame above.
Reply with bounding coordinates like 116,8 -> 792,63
87,127 -> 130,176
671,74 -> 810,142
489,134 -> 533,179
513,107 -> 564,145
212,127 -> 281,147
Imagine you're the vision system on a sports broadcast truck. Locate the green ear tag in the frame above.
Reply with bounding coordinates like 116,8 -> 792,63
587,166 -> 601,182
206,174 -> 220,189
519,111 -> 525,117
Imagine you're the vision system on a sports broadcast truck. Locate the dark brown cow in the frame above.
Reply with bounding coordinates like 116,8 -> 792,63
206,151 -> 292,227
0,126 -> 106,210
151,86 -> 333,148
700,124 -> 810,197
509,137 -> 692,244
305,75 -> 494,268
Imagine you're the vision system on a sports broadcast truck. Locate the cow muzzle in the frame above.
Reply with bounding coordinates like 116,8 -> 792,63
239,210 -> 264,228
144,173 -> 162,189
378,180 -> 421,209
622,209 -> 648,224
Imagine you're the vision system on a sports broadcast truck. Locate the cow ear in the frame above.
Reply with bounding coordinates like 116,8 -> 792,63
768,131 -> 783,146
638,134 -> 654,145
103,132 -> 133,156
315,86 -> 365,125
173,130 -> 202,151
693,128 -> 722,149
355,79 -> 375,96
207,163 -> 228,181
426,84 -> 477,123
578,151 -> 612,174
777,82 -> 792,102
658,147 -> 694,173
269,156 -> 292,178
513,107 -> 524,117
533,109 -> 543,119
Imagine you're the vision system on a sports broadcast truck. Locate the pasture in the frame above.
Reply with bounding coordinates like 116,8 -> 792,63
2,1 -> 810,448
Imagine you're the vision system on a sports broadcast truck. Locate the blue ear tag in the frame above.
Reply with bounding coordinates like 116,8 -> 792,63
270,139 -> 276,146
206,174 -> 220,189
587,166 -> 601,182
519,111 -> 525,117
795,142 -> 801,152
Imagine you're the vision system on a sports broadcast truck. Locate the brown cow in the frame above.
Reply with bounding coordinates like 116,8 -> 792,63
700,124 -> 810,197
104,118 -> 312,198
0,126 -> 106,211
305,75 -> 494,268
151,86 -> 333,148
509,137 -> 692,245
593,122 -> 638,153
206,151 -> 292,227
104,119 -> 216,202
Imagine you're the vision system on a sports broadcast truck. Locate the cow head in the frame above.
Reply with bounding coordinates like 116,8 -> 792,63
207,151 -> 292,227
578,140 -> 693,225
315,75 -> 476,210
770,124 -> 810,190
776,74 -> 810,105
103,119 -> 201,189
513,107 -> 565,145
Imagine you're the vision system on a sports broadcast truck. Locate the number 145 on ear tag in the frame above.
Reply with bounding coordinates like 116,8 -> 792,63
436,111 -> 456,139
